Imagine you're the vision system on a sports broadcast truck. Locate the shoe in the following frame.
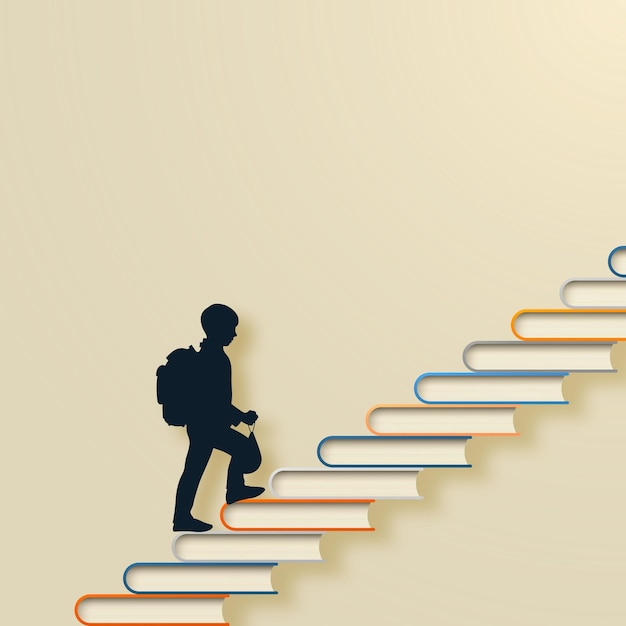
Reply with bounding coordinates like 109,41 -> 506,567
226,485 -> 265,505
172,516 -> 213,532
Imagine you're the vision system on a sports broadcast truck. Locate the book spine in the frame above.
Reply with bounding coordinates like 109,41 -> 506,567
219,499 -> 375,532
413,371 -> 568,404
560,278 -> 626,309
268,468 -> 424,500
462,340 -> 616,372
316,435 -> 471,467
122,563 -> 278,595
172,531 -> 325,563
511,309 -> 626,341
608,245 -> 626,277
74,593 -> 229,626
364,403 -> 518,436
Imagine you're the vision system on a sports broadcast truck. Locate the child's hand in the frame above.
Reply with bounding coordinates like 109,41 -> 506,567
243,410 -> 258,425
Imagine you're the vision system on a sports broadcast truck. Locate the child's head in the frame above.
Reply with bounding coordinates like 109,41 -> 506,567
201,304 -> 239,345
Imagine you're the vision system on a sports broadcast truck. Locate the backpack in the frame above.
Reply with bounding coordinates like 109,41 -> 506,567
156,346 -> 200,426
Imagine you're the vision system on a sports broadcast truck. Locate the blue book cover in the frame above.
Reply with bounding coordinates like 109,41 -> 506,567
123,562 -> 279,595
317,435 -> 472,468
414,371 -> 569,405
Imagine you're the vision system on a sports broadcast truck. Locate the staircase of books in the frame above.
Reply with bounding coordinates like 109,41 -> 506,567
74,246 -> 626,625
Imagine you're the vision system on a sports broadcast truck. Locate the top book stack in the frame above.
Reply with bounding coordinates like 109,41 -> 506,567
558,246 -> 626,309
512,247 -> 626,341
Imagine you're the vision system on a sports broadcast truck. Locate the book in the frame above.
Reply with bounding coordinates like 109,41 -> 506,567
317,435 -> 471,467
220,499 -> 374,531
268,467 -> 423,499
172,531 -> 324,562
413,372 -> 568,404
123,562 -> 277,595
560,278 -> 626,308
366,404 -> 517,436
608,245 -> 626,277
462,340 -> 615,372
74,593 -> 228,625
511,309 -> 626,341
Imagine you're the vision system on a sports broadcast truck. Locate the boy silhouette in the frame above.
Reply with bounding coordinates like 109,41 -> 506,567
173,304 -> 264,532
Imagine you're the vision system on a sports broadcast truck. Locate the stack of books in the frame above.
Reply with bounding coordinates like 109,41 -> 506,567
74,246 -> 626,624
74,532 -> 327,624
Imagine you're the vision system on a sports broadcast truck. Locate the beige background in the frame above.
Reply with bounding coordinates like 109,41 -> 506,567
2,1 -> 626,624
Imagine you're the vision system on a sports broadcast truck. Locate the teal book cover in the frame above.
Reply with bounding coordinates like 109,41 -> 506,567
2,2 -> 625,625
